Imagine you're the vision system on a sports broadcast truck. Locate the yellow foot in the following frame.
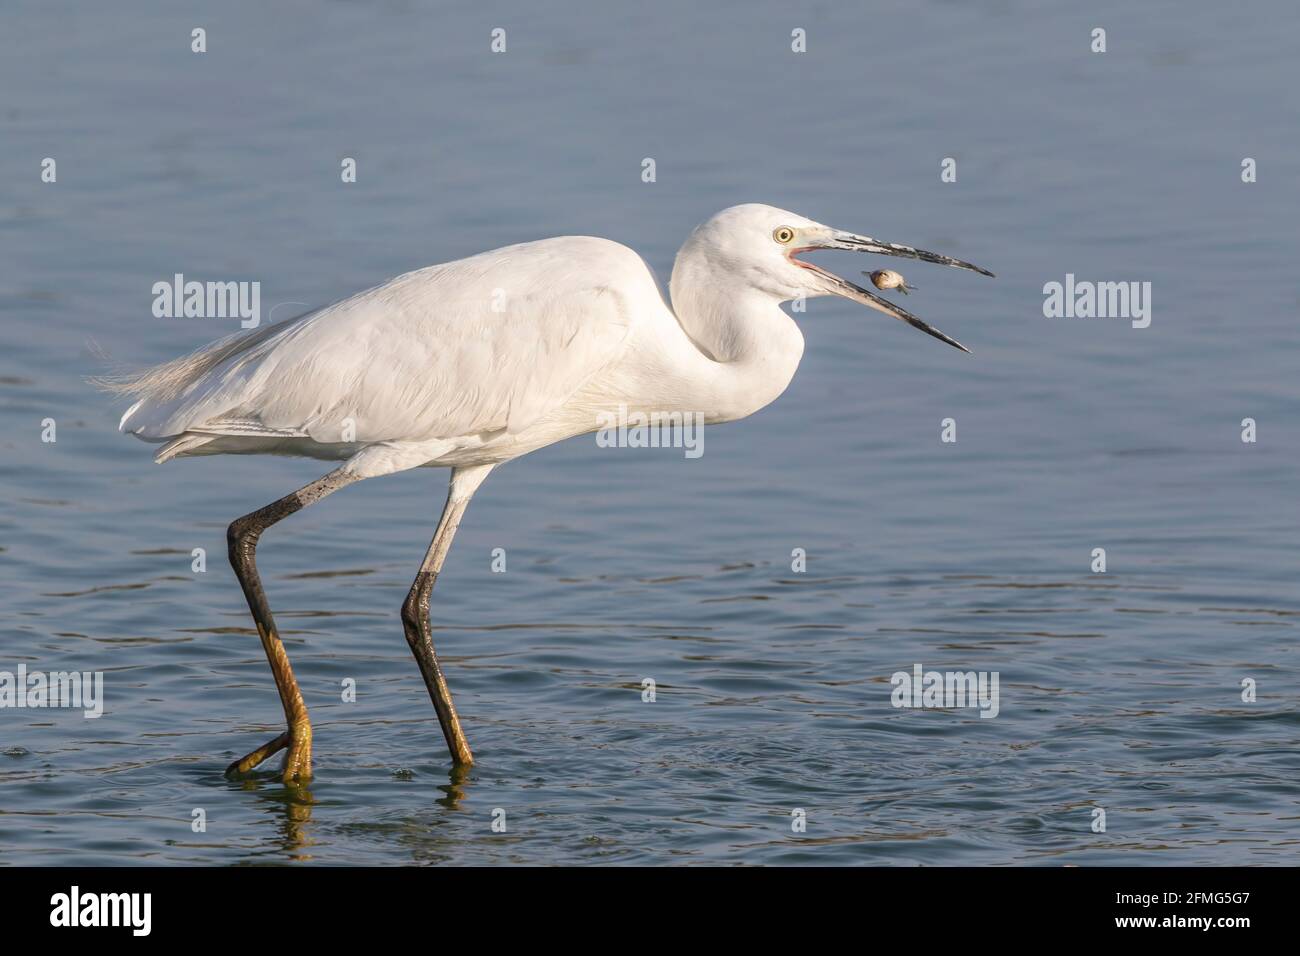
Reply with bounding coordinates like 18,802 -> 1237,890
281,732 -> 313,784
226,728 -> 312,780
226,730 -> 290,776
226,727 -> 313,783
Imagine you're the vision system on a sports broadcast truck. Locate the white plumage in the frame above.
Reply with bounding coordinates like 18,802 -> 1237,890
117,237 -> 644,472
102,203 -> 992,779
109,204 -> 990,478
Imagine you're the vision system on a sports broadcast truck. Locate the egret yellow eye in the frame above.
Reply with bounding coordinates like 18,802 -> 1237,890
773,226 -> 795,244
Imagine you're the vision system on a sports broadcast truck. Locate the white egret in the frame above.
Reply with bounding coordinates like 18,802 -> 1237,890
101,203 -> 993,782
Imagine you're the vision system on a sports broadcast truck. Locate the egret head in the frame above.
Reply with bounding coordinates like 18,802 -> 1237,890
676,203 -> 993,353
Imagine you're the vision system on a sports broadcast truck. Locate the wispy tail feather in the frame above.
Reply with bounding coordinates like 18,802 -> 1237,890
88,320 -> 294,403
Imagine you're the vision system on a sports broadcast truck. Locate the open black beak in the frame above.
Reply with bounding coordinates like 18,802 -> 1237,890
793,230 -> 995,353
820,270 -> 973,352
828,232 -> 995,278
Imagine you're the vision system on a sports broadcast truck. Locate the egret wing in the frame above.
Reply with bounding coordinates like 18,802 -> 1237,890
118,238 -> 643,447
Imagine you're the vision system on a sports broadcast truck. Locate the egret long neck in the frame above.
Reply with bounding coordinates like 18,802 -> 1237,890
666,255 -> 805,424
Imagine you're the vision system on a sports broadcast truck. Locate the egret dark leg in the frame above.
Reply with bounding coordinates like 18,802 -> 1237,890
225,468 -> 360,783
400,464 -> 493,767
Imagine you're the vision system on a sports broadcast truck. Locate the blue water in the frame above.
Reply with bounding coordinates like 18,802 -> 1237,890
1,0 -> 1298,865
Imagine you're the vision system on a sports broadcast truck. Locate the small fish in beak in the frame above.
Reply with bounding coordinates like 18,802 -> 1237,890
866,269 -> 914,295
790,226 -> 993,353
